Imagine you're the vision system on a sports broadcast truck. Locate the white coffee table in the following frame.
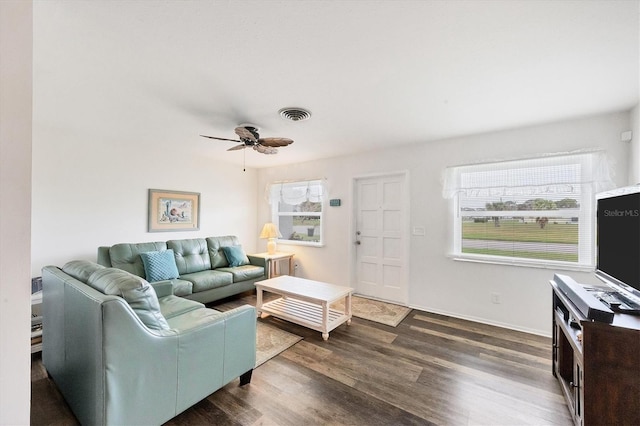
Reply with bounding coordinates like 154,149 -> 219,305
255,275 -> 353,341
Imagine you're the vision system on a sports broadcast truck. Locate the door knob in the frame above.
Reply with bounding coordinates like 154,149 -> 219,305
355,240 -> 361,245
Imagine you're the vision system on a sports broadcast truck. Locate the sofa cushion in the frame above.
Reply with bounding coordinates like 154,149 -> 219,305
180,270 -> 233,292
167,238 -> 211,274
221,245 -> 250,267
109,242 -> 167,278
206,236 -> 241,268
217,265 -> 265,282
165,308 -> 224,333
140,249 -> 180,282
158,295 -> 204,319
87,268 -> 170,330
62,260 -> 105,283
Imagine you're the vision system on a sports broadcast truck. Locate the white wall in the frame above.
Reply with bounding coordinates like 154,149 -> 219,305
31,139 -> 258,274
258,111 -> 631,336
0,1 -> 32,424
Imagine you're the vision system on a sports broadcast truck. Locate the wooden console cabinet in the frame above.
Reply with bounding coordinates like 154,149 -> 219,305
551,281 -> 640,426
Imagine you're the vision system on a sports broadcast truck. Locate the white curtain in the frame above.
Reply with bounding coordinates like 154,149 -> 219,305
442,150 -> 615,199
267,179 -> 327,205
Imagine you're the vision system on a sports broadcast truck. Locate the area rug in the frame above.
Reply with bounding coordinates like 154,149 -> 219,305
255,321 -> 302,367
332,295 -> 412,327
212,299 -> 302,367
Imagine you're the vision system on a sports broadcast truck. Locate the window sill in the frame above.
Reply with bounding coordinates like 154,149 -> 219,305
448,253 -> 594,272
278,240 -> 324,248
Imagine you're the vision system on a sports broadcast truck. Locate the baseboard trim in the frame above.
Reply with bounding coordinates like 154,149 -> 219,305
408,304 -> 551,338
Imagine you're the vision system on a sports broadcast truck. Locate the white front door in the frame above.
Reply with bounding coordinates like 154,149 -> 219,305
354,173 -> 408,304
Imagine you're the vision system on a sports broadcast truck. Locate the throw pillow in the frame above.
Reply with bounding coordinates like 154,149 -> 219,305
140,249 -> 179,282
221,245 -> 250,267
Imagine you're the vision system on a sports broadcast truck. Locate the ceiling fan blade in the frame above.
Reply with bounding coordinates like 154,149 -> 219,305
203,127 -> 290,157
227,144 -> 247,151
253,145 -> 278,154
200,135 -> 241,143
235,127 -> 258,143
259,137 -> 294,147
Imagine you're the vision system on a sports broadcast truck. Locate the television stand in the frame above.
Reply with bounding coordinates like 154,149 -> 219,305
551,279 -> 640,425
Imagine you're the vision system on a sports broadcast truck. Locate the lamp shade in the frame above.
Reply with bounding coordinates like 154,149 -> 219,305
259,223 -> 282,239
260,223 -> 281,255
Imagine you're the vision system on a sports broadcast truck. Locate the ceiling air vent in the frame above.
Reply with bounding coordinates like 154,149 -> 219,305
279,107 -> 311,122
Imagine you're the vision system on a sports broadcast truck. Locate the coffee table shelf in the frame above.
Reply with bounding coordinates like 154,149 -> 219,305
256,275 -> 353,341
261,297 -> 348,334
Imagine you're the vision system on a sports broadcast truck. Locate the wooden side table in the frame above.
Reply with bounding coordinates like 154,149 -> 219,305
251,252 -> 294,278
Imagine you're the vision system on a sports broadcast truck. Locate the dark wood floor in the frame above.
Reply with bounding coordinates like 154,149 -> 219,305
31,293 -> 572,425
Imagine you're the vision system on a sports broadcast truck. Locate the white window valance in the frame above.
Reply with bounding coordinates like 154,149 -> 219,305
442,151 -> 615,199
267,179 -> 327,205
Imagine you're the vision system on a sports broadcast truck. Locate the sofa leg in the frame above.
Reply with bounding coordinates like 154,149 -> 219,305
239,369 -> 253,386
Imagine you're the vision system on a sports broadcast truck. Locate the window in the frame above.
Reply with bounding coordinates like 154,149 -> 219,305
268,179 -> 326,246
443,152 -> 613,269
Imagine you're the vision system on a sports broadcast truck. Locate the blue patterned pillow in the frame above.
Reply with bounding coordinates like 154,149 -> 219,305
221,245 -> 250,267
140,249 -> 179,282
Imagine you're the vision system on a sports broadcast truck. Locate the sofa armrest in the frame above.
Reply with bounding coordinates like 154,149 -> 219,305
102,300 -> 180,425
163,305 -> 256,412
247,255 -> 267,268
151,280 -> 174,298
220,305 -> 257,383
97,246 -> 112,266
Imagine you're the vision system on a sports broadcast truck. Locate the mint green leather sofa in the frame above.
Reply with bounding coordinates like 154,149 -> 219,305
42,260 -> 256,425
97,235 -> 266,304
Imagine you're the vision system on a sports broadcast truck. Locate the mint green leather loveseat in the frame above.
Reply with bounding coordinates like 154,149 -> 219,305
97,235 -> 266,304
42,260 -> 256,425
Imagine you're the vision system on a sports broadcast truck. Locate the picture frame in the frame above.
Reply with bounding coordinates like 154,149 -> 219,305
148,189 -> 200,232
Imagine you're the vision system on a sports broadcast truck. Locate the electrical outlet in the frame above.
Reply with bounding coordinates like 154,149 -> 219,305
491,292 -> 501,304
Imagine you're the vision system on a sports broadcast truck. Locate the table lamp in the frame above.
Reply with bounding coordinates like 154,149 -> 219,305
260,222 -> 282,255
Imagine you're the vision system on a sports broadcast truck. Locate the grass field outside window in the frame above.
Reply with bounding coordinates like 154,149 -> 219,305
443,152 -> 610,268
461,218 -> 579,262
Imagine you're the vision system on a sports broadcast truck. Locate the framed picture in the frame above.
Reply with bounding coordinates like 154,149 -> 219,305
148,189 -> 200,232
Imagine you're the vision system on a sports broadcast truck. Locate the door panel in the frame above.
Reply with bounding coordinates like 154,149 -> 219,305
383,210 -> 401,232
354,173 -> 407,304
383,236 -> 401,259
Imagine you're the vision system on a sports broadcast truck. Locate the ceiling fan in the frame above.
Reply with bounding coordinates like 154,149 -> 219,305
200,125 -> 293,155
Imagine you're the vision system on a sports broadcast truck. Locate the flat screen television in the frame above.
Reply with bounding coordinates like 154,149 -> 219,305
595,185 -> 640,303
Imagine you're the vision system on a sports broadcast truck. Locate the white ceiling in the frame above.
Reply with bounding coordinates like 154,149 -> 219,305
33,0 -> 639,169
